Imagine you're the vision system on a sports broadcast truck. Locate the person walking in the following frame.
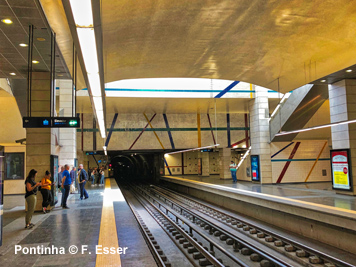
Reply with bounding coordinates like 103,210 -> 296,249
25,169 -> 41,229
229,161 -> 237,183
40,171 -> 53,214
78,164 -> 89,200
100,168 -> 105,186
61,165 -> 71,209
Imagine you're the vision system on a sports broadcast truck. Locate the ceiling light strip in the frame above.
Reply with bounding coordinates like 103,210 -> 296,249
236,146 -> 251,170
165,144 -> 220,156
69,0 -> 106,138
275,119 -> 356,136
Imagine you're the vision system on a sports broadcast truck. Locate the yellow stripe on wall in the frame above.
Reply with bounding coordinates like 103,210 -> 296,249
143,113 -> 165,149
304,141 -> 328,182
197,113 -> 201,147
96,179 -> 122,267
250,83 -> 253,98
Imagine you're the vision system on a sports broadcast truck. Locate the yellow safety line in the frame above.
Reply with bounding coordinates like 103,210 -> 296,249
304,141 -> 328,182
96,179 -> 122,267
143,113 -> 165,149
197,113 -> 202,147
250,83 -> 253,98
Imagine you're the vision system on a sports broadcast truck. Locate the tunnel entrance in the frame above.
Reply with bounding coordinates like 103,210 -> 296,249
108,151 -> 162,183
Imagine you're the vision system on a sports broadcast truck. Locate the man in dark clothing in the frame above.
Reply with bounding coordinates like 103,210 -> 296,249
61,165 -> 71,209
78,164 -> 89,200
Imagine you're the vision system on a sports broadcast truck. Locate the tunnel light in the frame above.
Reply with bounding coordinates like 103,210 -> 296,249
165,144 -> 220,156
275,119 -> 356,136
69,0 -> 93,27
1,18 -> 13,24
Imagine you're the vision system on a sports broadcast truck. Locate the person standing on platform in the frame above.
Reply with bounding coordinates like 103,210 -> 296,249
100,168 -> 105,186
41,170 -> 53,214
229,161 -> 237,183
61,165 -> 71,209
78,164 -> 89,200
25,169 -> 41,229
58,166 -> 65,205
91,169 -> 95,186
70,167 -> 77,194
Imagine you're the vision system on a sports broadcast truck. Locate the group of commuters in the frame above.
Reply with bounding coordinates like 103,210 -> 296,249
89,167 -> 105,186
24,163 -> 90,229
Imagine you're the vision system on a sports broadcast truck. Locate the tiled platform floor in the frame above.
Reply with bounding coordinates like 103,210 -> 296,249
0,180 -> 155,267
163,175 -> 356,211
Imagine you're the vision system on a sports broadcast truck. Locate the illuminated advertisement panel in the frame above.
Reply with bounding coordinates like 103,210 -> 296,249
330,149 -> 352,191
250,155 -> 260,182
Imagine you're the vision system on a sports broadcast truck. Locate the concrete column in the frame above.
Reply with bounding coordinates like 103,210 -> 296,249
26,72 -> 58,210
329,79 -> 356,195
199,152 -> 210,177
219,148 -> 231,179
57,80 -> 77,167
249,86 -> 272,184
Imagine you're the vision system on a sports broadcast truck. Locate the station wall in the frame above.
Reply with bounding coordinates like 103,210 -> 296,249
77,113 -> 249,151
164,150 -> 241,176
271,140 -> 331,183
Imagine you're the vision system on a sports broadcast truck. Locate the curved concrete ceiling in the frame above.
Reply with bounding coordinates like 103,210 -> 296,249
42,0 -> 356,93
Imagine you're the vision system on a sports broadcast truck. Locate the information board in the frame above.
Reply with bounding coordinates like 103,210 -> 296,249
250,155 -> 260,182
330,149 -> 352,191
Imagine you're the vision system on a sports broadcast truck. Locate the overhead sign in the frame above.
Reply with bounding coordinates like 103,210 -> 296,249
23,117 -> 80,128
86,151 -> 98,156
330,149 -> 352,191
250,155 -> 260,182
200,149 -> 214,152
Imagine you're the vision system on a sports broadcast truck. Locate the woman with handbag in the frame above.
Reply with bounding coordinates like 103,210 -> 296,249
25,169 -> 41,229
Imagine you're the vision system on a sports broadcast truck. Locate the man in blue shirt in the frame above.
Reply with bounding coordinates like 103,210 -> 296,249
61,165 -> 71,209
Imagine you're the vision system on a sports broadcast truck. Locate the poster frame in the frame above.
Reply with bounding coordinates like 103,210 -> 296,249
330,149 -> 353,191
4,152 -> 25,180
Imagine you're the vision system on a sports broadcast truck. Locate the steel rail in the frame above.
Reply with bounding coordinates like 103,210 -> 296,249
127,184 -> 229,267
137,185 -> 290,267
119,185 -> 167,267
154,185 -> 355,267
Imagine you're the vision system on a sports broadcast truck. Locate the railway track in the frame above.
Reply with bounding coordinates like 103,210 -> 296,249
146,184 -> 355,267
118,181 -> 354,267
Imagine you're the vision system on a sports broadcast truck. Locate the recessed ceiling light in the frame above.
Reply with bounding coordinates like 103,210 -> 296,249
1,18 -> 13,24
9,72 -> 16,76
57,74 -> 63,77
346,69 -> 353,73
32,60 -> 39,64
36,37 -> 46,41
19,43 -> 28,47
320,80 -> 326,83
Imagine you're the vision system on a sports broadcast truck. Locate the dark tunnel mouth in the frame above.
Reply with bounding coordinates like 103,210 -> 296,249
109,153 -> 158,181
